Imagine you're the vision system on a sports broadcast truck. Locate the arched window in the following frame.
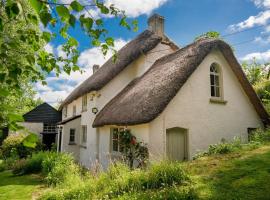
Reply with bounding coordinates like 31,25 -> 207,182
210,63 -> 222,98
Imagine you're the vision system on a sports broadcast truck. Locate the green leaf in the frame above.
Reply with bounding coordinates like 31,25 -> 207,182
26,55 -> 35,64
72,65 -> 80,71
42,31 -> 51,43
56,5 -> 70,21
29,0 -> 43,14
23,133 -> 38,148
69,14 -> 76,28
0,89 -> 9,97
97,3 -> 109,14
68,37 -> 78,47
79,16 -> 93,30
70,1 -> 84,12
105,37 -> 114,46
27,14 -> 38,25
95,19 -> 103,26
40,11 -> 52,27
7,113 -> 24,122
0,18 -> 3,31
92,39 -> 101,47
11,2 -> 22,16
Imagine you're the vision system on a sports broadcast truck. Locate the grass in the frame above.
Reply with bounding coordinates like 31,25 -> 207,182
2,145 -> 270,199
0,170 -> 45,200
184,145 -> 270,200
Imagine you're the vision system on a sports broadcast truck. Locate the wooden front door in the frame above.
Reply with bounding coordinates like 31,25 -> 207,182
166,128 -> 187,161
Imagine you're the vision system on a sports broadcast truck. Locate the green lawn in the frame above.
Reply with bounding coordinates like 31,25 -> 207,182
0,171 -> 45,200
185,145 -> 270,200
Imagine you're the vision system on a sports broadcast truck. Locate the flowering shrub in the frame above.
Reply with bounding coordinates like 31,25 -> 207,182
119,129 -> 149,169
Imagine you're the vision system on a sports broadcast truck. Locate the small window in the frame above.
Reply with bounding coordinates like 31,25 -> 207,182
81,125 -> 87,145
72,105 -> 76,116
111,128 -> 125,153
63,106 -> 67,118
43,124 -> 57,133
69,129 -> 75,144
82,95 -> 88,111
210,63 -> 222,98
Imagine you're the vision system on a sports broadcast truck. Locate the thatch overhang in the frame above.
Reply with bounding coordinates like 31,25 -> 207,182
57,115 -> 81,125
93,38 -> 269,127
59,30 -> 177,110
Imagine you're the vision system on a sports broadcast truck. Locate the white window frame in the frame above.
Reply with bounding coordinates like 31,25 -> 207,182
69,129 -> 76,144
81,125 -> 87,145
210,63 -> 222,99
43,124 -> 57,133
111,128 -> 125,153
63,106 -> 67,118
72,105 -> 76,116
82,95 -> 88,112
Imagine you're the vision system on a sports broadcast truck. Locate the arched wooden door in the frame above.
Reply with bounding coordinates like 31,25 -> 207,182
166,127 -> 187,161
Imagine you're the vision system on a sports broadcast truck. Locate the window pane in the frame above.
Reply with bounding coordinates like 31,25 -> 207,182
211,86 -> 215,97
112,139 -> 118,151
216,87 -> 220,97
113,129 -> 118,139
210,74 -> 215,85
215,75 -> 219,86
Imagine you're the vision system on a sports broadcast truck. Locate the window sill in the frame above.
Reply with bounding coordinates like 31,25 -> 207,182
209,98 -> 227,105
68,142 -> 76,145
80,144 -> 87,149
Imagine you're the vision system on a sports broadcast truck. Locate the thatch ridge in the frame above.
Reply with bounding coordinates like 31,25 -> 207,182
93,38 -> 269,127
59,30 -> 164,110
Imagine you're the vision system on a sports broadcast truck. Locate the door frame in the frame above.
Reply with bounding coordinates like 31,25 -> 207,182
165,127 -> 189,161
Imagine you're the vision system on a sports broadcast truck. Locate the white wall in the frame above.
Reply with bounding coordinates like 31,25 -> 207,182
148,50 -> 263,160
61,117 -> 81,161
21,122 -> 43,139
97,124 -> 149,168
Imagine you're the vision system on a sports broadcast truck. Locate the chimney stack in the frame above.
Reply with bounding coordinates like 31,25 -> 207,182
148,14 -> 165,38
93,64 -> 99,74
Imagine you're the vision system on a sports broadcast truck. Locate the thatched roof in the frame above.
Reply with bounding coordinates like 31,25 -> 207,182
59,30 -> 171,110
57,115 -> 81,125
93,38 -> 269,127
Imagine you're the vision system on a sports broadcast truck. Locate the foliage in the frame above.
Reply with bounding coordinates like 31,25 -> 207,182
42,152 -> 80,186
1,133 -> 42,159
12,151 -> 46,175
41,161 -> 192,200
119,129 -> 149,169
195,31 -> 221,40
0,160 -> 6,172
249,128 -> 270,143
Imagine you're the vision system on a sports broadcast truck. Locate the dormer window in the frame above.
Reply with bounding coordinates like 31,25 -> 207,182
210,63 -> 222,98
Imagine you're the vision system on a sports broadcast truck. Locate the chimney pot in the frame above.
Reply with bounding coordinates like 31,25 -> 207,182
148,14 -> 165,38
93,64 -> 99,74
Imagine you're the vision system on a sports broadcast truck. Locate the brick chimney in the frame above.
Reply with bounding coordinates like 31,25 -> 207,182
148,14 -> 165,38
93,64 -> 99,74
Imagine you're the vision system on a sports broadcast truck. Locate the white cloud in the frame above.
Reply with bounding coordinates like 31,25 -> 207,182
229,10 -> 270,32
252,0 -> 270,8
241,49 -> 270,62
35,38 -> 128,105
44,43 -> 54,54
58,0 -> 169,18
105,0 -> 168,17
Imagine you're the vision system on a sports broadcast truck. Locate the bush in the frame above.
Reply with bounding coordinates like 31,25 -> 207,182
42,152 -> 81,186
12,151 -> 47,175
250,128 -> 270,143
12,159 -> 28,175
0,160 -> 6,172
1,133 -> 42,159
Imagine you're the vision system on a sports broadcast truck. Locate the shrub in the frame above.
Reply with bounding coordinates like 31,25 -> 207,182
250,128 -> 270,143
42,152 -> 81,186
0,160 -> 6,172
12,159 -> 28,175
1,133 -> 39,159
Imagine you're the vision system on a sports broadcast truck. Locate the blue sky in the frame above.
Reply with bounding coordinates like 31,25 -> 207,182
38,0 -> 270,105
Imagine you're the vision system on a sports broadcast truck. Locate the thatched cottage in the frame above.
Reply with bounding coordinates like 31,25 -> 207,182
57,14 -> 269,167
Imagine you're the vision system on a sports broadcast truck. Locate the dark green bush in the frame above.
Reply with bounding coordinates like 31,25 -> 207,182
0,160 -> 6,172
250,128 -> 270,143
